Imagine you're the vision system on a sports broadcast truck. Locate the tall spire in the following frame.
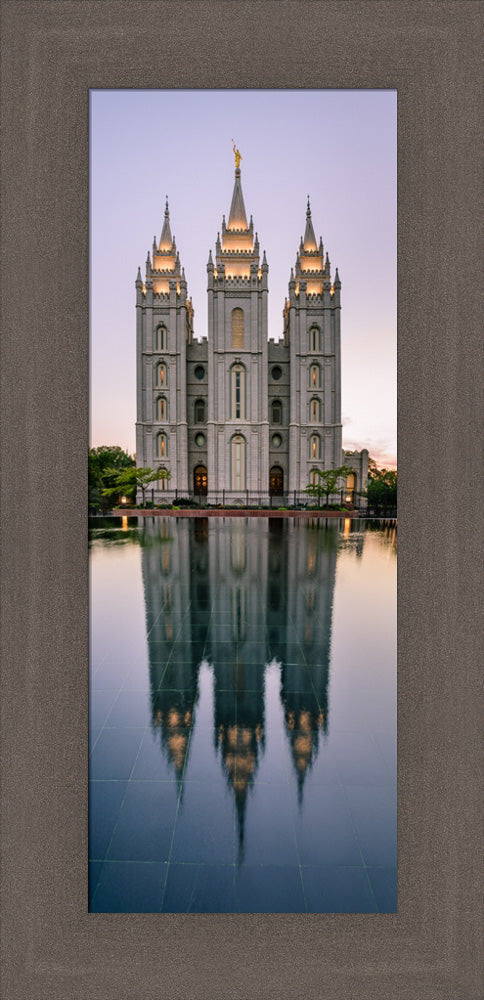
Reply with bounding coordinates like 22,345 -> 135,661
303,196 -> 317,251
159,196 -> 173,250
228,164 -> 248,230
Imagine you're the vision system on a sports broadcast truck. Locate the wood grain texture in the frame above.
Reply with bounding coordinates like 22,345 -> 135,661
1,2 -> 482,997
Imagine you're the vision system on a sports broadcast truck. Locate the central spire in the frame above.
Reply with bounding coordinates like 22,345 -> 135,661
228,142 -> 248,230
228,170 -> 248,230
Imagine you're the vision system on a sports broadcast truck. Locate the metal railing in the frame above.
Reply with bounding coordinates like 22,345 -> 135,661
129,488 -> 375,512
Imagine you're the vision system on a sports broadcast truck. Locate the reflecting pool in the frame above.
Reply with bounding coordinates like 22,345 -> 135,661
89,515 -> 397,913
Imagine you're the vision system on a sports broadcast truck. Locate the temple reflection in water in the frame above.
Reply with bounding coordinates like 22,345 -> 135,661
140,515 -> 349,853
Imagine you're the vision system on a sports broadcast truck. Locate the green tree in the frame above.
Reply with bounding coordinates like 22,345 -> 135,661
102,466 -> 171,508
89,446 -> 135,512
303,466 -> 349,507
366,464 -> 397,511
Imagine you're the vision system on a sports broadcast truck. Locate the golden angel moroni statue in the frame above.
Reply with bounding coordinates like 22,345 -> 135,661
232,139 -> 242,169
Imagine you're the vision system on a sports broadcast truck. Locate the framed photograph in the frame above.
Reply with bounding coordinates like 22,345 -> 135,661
88,88 -> 397,917
1,3 -> 481,998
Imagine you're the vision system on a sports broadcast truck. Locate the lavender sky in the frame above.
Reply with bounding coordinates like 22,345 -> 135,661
90,90 -> 396,467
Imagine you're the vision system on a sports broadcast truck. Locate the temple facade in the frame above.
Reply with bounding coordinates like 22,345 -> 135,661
135,157 -> 367,503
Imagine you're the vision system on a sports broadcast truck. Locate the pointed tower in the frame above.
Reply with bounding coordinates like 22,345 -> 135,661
282,198 -> 342,492
135,199 -> 194,498
206,148 -> 270,499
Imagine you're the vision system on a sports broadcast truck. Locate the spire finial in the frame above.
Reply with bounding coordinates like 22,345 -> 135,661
165,196 -> 169,211
307,195 -> 311,214
231,139 -> 242,170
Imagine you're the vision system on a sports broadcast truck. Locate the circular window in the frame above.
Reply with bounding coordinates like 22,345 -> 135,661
271,434 -> 282,448
194,365 -> 205,380
195,433 -> 206,447
271,366 -> 282,381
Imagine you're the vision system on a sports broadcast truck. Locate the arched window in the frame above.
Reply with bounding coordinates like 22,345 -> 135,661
230,364 -> 246,420
154,325 -> 166,351
232,308 -> 244,349
194,398 -> 206,423
271,400 -> 282,424
157,433 -> 168,459
156,396 -> 168,421
158,362 -> 167,387
231,434 -> 246,490
310,398 -> 321,422
309,326 -> 320,352
310,468 -> 320,485
310,363 -> 320,387
310,434 -> 320,459
158,466 -> 169,491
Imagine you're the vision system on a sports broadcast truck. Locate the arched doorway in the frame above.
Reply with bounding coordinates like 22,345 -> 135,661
193,465 -> 207,495
269,466 -> 284,496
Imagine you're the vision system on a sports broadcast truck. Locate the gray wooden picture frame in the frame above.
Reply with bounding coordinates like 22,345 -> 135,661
1,2 -> 481,997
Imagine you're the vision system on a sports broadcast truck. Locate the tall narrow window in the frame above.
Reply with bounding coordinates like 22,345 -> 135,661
310,398 -> 321,422
310,327 -> 320,351
230,365 -> 246,420
345,472 -> 355,502
157,433 -> 167,458
310,363 -> 320,387
157,396 -> 168,421
310,469 -> 319,485
232,308 -> 244,349
310,434 -> 320,459
194,399 -> 206,423
154,325 -> 166,351
158,362 -> 167,387
231,435 -> 246,491
271,400 -> 282,424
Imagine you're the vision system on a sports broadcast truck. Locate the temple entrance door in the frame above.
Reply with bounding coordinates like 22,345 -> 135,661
269,466 -> 284,496
194,466 -> 207,494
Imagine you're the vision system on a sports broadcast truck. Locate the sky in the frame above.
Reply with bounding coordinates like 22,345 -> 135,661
90,90 -> 396,467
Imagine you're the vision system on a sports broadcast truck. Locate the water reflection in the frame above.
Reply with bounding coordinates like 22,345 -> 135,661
89,515 -> 397,912
140,516 -> 343,847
